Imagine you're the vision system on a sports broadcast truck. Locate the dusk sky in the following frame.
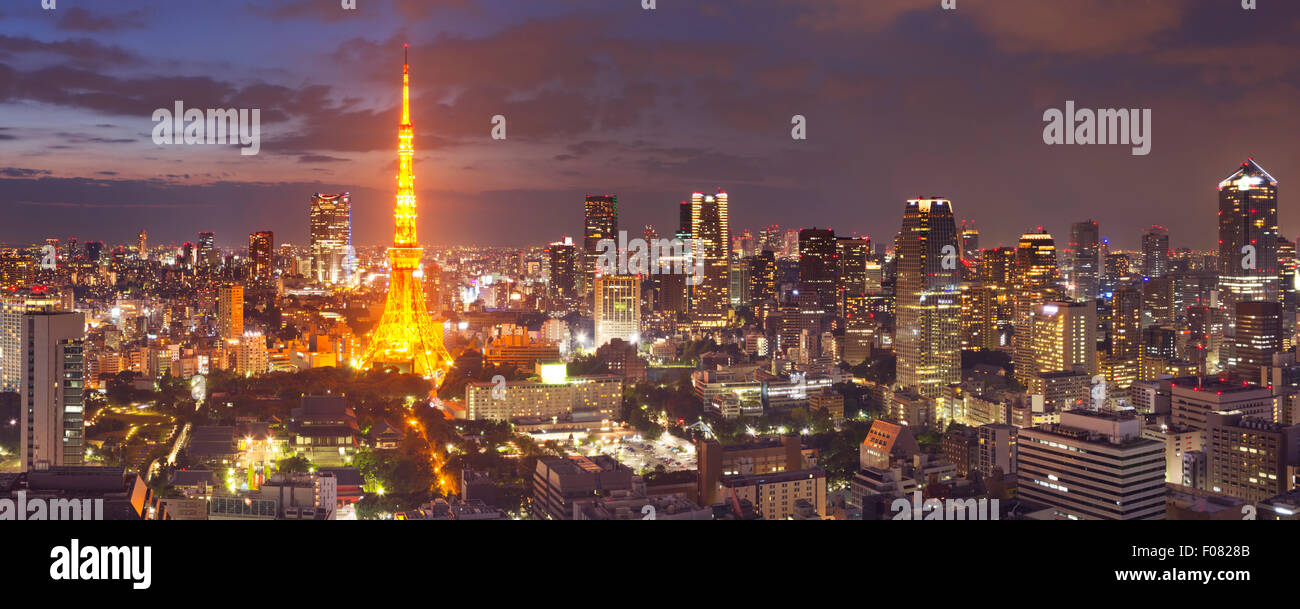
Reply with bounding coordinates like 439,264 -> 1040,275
2,0 -> 1299,251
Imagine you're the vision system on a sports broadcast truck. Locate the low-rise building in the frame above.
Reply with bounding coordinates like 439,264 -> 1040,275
1017,409 -> 1165,520
719,467 -> 827,520
573,490 -> 710,520
465,363 -> 621,424
532,455 -> 634,520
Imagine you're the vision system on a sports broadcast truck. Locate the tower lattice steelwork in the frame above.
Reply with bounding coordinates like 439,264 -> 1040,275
359,45 -> 454,383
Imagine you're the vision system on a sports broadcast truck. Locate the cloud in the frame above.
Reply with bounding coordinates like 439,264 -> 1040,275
392,0 -> 476,20
0,167 -> 50,178
16,201 -> 210,209
298,154 -> 352,163
56,8 -> 147,33
777,0 -> 1186,55
0,34 -> 137,67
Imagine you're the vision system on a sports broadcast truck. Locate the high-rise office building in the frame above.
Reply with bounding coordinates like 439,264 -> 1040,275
309,193 -> 353,285
19,308 -> 85,472
1068,220 -> 1100,300
980,247 -> 1016,288
758,224 -> 782,254
1217,158 -> 1279,327
690,190 -> 730,325
749,250 -> 776,303
84,241 -> 103,263
1141,225 -> 1169,278
583,195 -> 618,294
797,228 -> 837,312
1232,300 -> 1282,381
1013,230 -> 1060,381
1016,230 -> 1059,289
1,289 -> 63,393
1279,236 -> 1298,351
1110,284 -> 1143,360
137,229 -> 147,260
248,230 -> 274,286
218,284 -> 244,341
896,198 -> 960,398
836,236 -> 869,317
545,237 -> 578,299
1028,301 -> 1097,377
1104,252 -> 1131,285
1142,276 -> 1176,327
594,274 -> 641,348
728,264 -> 751,307
959,282 -> 998,351
197,231 -> 217,267
959,220 -> 980,262
1017,410 -> 1165,520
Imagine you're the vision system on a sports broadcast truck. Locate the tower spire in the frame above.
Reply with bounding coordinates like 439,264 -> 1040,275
394,44 -> 416,247
401,43 -> 410,126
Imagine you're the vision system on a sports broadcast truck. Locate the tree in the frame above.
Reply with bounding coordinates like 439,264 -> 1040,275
277,455 -> 312,474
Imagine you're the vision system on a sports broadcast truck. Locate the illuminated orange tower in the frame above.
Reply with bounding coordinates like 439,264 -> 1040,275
359,45 -> 454,383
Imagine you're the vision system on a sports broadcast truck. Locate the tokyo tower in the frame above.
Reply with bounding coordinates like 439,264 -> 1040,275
358,45 -> 455,383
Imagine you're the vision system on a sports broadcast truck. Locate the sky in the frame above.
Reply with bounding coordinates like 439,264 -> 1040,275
1,0 -> 1299,252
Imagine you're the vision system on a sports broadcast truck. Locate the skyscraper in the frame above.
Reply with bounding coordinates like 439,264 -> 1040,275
218,283 -> 244,341
748,249 -> 777,303
19,308 -> 85,472
798,227 -> 837,311
359,47 -> 455,382
583,195 -> 618,294
84,241 -> 103,263
1068,220 -> 1100,300
594,274 -> 641,348
1029,301 -> 1097,376
309,193 -> 353,285
1217,158 -> 1279,327
959,220 -> 980,261
197,231 -> 217,267
248,230 -> 274,286
836,236 -> 870,317
979,247 -> 1016,288
959,282 -> 999,352
1,289 -> 63,393
690,190 -> 731,325
1232,300 -> 1282,381
896,198 -> 960,399
137,229 -> 147,260
1013,230 -> 1060,382
1141,225 -> 1169,278
1110,284 -> 1143,360
545,237 -> 578,299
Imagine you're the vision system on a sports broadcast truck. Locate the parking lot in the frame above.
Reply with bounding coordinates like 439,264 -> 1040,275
573,432 -> 697,475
